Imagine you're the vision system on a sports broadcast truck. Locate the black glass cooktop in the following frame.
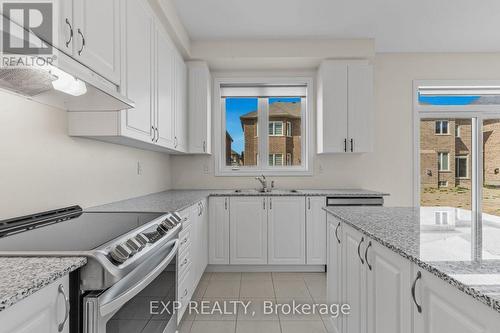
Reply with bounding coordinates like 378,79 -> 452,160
0,210 -> 163,252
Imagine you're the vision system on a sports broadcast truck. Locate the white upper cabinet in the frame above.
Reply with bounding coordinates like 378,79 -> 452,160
120,0 -> 154,143
268,196 -> 306,265
306,196 -> 327,265
73,0 -> 121,84
317,60 -> 374,154
155,26 -> 176,149
187,61 -> 212,154
174,54 -> 188,152
68,0 -> 189,153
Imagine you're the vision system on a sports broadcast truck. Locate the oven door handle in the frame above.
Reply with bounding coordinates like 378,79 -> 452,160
99,238 -> 179,317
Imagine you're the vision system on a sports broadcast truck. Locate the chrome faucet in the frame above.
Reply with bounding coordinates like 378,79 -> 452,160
255,174 -> 268,192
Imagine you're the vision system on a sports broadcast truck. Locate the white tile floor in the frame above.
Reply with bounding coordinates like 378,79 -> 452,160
178,272 -> 330,333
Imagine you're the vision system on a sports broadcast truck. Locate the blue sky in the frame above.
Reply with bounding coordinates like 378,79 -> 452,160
226,97 -> 300,153
418,95 -> 480,105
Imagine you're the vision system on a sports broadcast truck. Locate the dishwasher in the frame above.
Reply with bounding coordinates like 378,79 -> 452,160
326,196 -> 384,206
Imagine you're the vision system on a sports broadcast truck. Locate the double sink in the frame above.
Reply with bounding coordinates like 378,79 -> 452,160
233,189 -> 301,194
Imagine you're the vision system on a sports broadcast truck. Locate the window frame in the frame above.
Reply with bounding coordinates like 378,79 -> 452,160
214,75 -> 313,176
437,152 -> 450,171
435,120 -> 449,135
455,155 -> 469,179
269,121 -> 284,136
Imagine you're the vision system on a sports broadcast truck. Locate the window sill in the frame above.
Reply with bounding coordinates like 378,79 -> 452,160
216,168 -> 313,177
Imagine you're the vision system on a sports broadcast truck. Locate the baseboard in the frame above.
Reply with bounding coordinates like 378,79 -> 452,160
206,265 -> 326,272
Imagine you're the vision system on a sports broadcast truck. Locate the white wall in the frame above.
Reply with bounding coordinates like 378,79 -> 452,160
171,53 -> 500,206
0,91 -> 172,219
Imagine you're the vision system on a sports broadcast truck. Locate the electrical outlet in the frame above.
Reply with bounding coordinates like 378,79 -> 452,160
137,161 -> 143,175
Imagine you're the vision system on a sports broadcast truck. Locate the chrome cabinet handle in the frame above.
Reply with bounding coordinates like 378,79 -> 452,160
269,198 -> 272,209
364,241 -> 372,270
308,197 -> 311,210
203,140 -> 206,152
174,137 -> 178,148
77,28 -> 85,55
65,18 -> 73,47
357,237 -> 365,264
224,198 -> 228,210
344,138 -> 347,152
184,288 -> 188,296
263,198 -> 266,210
151,126 -> 155,142
58,284 -> 70,332
412,271 -> 422,313
155,127 -> 159,142
350,138 -> 354,152
334,222 -> 341,244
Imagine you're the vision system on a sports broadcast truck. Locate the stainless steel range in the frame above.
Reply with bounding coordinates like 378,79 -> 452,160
0,206 -> 182,333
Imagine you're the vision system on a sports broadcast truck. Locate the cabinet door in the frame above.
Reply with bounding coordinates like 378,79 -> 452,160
268,196 -> 306,265
413,268 -> 500,333
174,54 -> 188,152
120,0 -> 153,142
187,61 -> 211,154
55,0 -> 74,56
317,61 -> 348,153
327,216 -> 343,333
155,27 -> 176,149
347,63 -> 374,153
73,0 -> 121,84
208,197 -> 229,264
342,224 -> 367,333
199,199 -> 209,271
306,196 -> 327,264
230,197 -> 267,264
366,240 -> 412,333
0,276 -> 70,333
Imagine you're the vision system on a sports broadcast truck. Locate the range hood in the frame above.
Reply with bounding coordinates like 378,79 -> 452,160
0,14 -> 134,111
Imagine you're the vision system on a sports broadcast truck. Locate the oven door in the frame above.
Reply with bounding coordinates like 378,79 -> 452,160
84,239 -> 179,333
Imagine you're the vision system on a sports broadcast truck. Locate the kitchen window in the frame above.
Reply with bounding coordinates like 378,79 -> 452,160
438,152 -> 449,171
415,80 -> 500,261
215,77 -> 312,176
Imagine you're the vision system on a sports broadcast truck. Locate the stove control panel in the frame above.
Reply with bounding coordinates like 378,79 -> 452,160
108,211 -> 181,265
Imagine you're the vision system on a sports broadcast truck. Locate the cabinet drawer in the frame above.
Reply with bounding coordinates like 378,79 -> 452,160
178,247 -> 192,278
179,225 -> 191,253
177,263 -> 193,322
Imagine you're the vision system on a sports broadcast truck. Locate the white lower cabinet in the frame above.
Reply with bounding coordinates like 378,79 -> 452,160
230,197 -> 267,264
365,237 -> 413,333
327,215 -> 343,333
327,213 -> 500,333
306,196 -> 327,264
413,268 -> 500,333
268,196 -> 306,265
0,276 -> 70,333
342,223 -> 367,333
208,197 -> 230,264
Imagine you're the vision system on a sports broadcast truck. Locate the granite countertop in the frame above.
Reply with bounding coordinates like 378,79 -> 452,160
88,188 -> 388,213
0,257 -> 86,312
324,206 -> 500,314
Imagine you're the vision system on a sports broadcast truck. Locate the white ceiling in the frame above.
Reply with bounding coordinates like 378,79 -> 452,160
173,0 -> 500,52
